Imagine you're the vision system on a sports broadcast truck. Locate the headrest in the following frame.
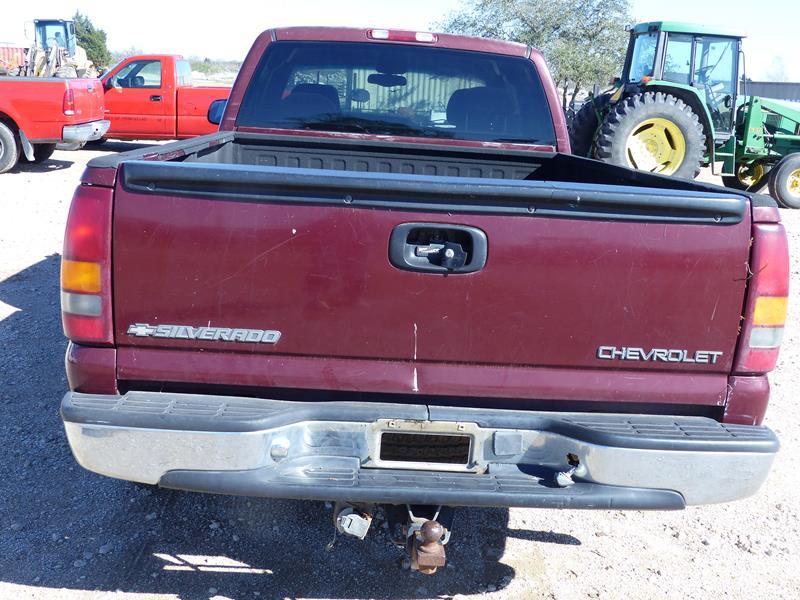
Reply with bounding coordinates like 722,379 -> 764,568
446,87 -> 514,132
280,92 -> 339,120
290,83 -> 341,110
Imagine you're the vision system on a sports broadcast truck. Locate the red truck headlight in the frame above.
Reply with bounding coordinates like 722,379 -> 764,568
733,223 -> 790,374
61,185 -> 113,345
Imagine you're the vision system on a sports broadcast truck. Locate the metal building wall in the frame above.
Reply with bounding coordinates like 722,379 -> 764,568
741,81 -> 800,102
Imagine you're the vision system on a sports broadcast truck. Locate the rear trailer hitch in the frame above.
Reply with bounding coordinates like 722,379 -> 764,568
326,503 -> 454,575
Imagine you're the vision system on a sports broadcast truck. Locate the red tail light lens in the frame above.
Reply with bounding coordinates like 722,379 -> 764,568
733,223 -> 790,374
63,88 -> 75,116
61,185 -> 113,345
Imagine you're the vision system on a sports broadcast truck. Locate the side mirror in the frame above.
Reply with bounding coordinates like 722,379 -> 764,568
208,99 -> 227,125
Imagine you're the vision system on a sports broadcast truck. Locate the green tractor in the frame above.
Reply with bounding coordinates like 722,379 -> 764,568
570,21 -> 800,208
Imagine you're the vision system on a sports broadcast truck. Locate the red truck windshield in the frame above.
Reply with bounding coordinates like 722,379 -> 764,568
236,41 -> 557,145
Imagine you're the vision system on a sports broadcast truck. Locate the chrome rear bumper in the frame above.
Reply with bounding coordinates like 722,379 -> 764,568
62,119 -> 110,143
61,391 -> 778,509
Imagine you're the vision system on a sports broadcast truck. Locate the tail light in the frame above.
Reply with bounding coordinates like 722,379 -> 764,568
733,223 -> 790,374
63,88 -> 75,115
61,185 -> 113,345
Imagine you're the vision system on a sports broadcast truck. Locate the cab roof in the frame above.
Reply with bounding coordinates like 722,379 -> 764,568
631,21 -> 745,39
271,27 -> 534,58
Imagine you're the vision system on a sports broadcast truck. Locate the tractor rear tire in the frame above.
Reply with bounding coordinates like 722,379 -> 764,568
22,143 -> 57,164
0,121 -> 20,174
767,153 -> 800,209
568,94 -> 610,158
595,92 -> 706,179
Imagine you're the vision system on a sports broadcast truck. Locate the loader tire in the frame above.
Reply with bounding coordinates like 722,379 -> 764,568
0,122 -> 20,174
595,92 -> 706,179
767,153 -> 800,209
55,65 -> 78,78
721,162 -> 768,192
568,94 -> 610,158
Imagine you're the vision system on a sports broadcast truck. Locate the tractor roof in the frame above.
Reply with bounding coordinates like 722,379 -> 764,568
631,21 -> 745,39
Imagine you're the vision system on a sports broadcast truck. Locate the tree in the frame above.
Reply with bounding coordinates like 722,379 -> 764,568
436,0 -> 631,109
111,47 -> 144,63
73,12 -> 112,70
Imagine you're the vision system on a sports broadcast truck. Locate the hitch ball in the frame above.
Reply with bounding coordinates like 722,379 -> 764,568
411,520 -> 447,575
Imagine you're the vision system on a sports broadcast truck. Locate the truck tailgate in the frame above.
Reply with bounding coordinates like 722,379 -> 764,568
66,78 -> 104,124
112,161 -> 750,407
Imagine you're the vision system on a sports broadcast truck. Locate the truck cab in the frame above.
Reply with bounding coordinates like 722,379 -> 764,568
100,54 -> 229,140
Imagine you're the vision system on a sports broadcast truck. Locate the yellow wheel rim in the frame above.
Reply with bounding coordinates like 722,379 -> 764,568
625,117 -> 687,175
737,163 -> 765,188
788,168 -> 800,198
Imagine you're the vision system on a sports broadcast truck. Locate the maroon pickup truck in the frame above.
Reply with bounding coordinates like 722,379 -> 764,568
59,28 -> 788,572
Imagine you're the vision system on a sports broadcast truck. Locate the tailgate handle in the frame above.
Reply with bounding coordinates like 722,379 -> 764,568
150,95 -> 163,102
389,223 -> 487,274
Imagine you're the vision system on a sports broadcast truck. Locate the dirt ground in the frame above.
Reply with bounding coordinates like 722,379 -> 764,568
1,147 -> 798,600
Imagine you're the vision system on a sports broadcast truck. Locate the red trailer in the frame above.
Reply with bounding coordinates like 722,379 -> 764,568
0,46 -> 26,74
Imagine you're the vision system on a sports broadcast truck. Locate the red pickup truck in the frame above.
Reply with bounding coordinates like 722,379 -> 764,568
99,54 -> 229,141
59,28 -> 787,572
0,76 -> 108,173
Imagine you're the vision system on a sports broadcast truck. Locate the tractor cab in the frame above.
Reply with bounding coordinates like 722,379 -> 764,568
21,18 -> 94,78
34,19 -> 77,56
622,22 -> 743,138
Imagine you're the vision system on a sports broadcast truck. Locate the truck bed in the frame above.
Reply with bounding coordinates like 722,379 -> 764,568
91,130 -> 747,218
0,76 -> 105,141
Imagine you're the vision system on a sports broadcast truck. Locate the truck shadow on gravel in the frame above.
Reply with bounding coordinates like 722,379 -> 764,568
0,255 -> 581,599
81,140 -> 165,154
9,159 -> 73,173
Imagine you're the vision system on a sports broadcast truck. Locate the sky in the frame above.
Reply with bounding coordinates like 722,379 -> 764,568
0,0 -> 797,80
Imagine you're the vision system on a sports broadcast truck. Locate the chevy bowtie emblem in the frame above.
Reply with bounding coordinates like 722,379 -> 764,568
127,323 -> 281,344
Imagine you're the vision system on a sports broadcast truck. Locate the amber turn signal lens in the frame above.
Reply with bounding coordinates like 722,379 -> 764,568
61,259 -> 101,293
753,296 -> 788,327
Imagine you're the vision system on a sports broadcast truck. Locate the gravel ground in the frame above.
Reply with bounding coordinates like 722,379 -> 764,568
0,148 -> 798,600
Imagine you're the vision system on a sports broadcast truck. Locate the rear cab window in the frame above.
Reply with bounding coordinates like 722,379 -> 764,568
236,41 -> 556,145
176,60 -> 193,87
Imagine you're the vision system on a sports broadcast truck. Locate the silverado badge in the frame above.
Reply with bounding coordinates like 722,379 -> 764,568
127,323 -> 281,344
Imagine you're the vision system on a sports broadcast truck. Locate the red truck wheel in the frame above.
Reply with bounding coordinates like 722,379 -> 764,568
22,143 -> 57,164
0,122 -> 20,174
